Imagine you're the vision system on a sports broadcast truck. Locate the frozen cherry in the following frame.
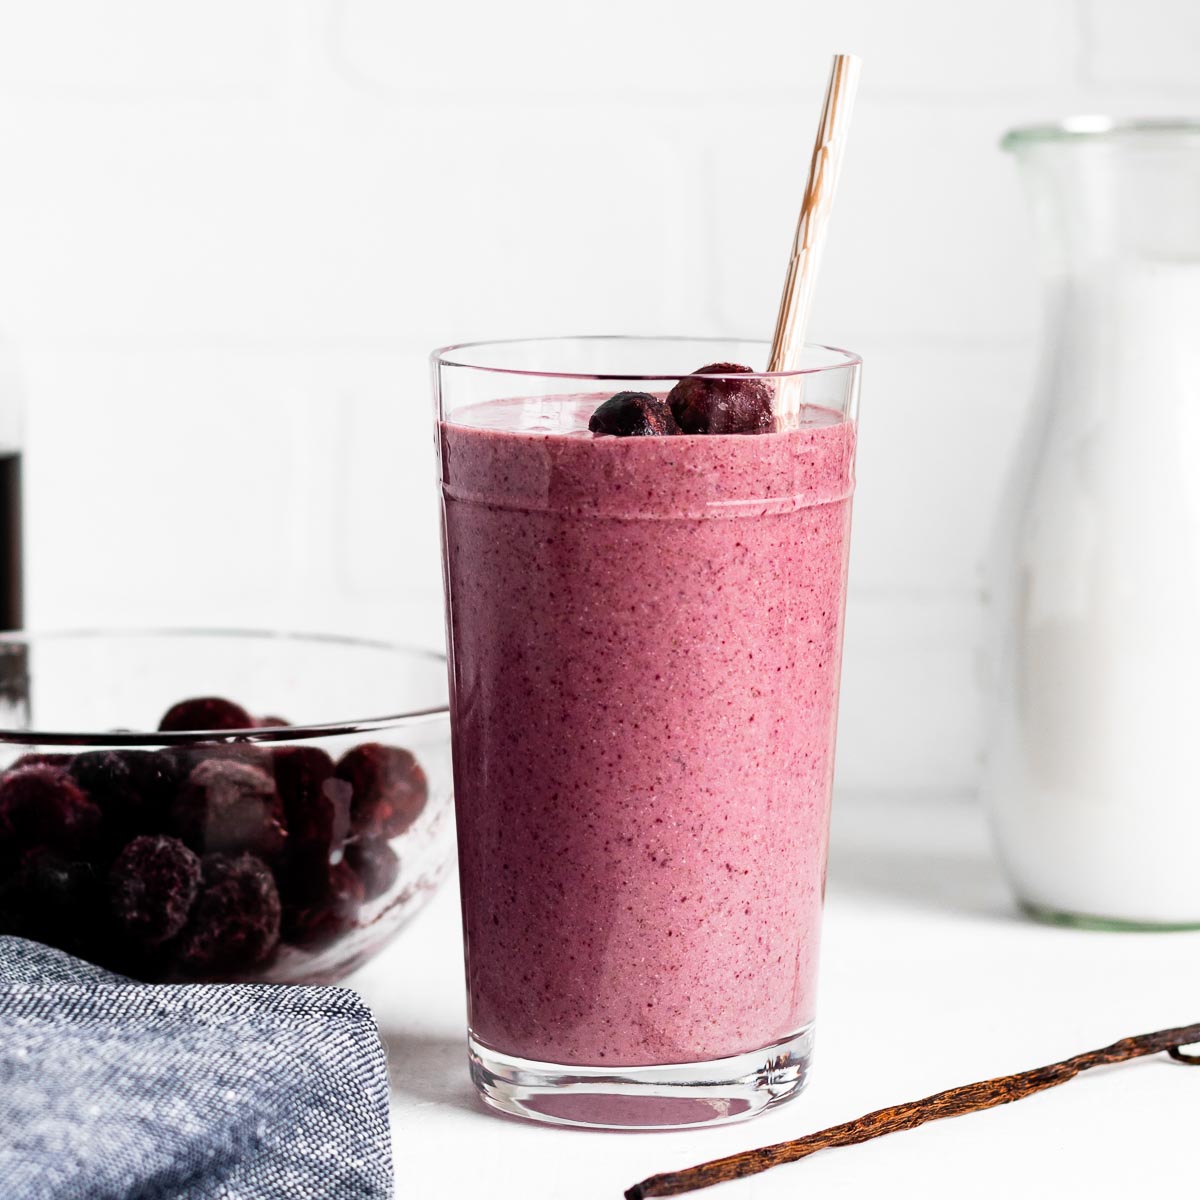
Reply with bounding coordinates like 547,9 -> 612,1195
273,747 -> 353,901
70,750 -> 146,840
109,835 -> 202,948
589,392 -> 680,437
282,859 -> 364,950
179,852 -> 281,974
170,757 -> 286,859
158,697 -> 253,733
9,752 -> 73,771
667,362 -> 774,435
0,765 -> 101,858
0,847 -> 104,954
345,837 -> 400,901
335,744 -> 427,837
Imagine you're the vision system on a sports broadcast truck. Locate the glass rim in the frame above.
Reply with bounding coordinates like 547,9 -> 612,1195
1002,116 -> 1200,151
430,335 -> 862,382
0,627 -> 449,745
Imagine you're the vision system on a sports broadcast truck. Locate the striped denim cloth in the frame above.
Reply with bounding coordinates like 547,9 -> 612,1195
0,937 -> 393,1199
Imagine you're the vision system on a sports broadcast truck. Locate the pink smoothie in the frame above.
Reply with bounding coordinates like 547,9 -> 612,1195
440,396 -> 855,1067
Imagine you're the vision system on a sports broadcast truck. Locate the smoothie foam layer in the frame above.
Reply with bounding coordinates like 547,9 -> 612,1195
441,396 -> 855,1067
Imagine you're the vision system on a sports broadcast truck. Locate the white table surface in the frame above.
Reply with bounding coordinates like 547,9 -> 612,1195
347,795 -> 1200,1199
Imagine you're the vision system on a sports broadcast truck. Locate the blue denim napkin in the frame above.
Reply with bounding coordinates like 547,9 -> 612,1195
0,936 -> 393,1200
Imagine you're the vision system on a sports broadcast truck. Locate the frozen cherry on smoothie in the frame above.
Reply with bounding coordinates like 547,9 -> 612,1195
588,392 -> 679,437
667,362 -> 774,434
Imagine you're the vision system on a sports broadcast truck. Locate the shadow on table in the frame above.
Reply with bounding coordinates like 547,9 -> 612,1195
377,1026 -> 481,1116
828,842 -> 1019,923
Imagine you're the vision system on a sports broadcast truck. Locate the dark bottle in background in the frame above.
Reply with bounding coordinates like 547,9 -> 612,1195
0,338 -> 26,730
0,451 -> 21,630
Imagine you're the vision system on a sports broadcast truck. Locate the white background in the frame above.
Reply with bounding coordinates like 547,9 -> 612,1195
0,0 -> 1198,800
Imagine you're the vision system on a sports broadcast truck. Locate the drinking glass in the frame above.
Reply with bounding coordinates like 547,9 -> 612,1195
434,336 -> 860,1128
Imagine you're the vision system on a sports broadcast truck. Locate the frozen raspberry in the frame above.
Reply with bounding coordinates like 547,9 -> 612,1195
589,391 -> 680,437
178,852 -> 281,974
335,744 -> 427,837
158,696 -> 253,733
0,848 -> 105,957
345,837 -> 400,901
170,757 -> 286,859
0,765 -> 101,858
109,835 -> 202,948
667,362 -> 774,435
272,746 -> 353,902
282,859 -> 364,950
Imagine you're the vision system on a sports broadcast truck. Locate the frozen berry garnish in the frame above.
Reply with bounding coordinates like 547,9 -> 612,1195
282,859 -> 364,950
178,852 -> 281,974
335,744 -> 427,838
345,837 -> 400,901
0,848 -> 104,954
588,392 -> 680,437
109,835 -> 202,948
170,757 -> 286,859
158,696 -> 253,733
667,362 -> 774,435
0,765 -> 101,858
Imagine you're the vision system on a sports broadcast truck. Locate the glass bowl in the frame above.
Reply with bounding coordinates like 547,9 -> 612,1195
0,629 -> 453,984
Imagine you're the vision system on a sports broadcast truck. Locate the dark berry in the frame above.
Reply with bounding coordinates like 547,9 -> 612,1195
9,752 -> 73,771
335,744 -> 427,838
158,696 -> 253,733
109,835 -> 202,948
178,852 -> 281,974
667,362 -> 774,435
69,750 -> 145,840
345,837 -> 400,901
588,391 -> 680,437
255,715 -> 290,728
282,859 -> 364,950
0,766 -> 101,858
0,848 -> 105,957
272,747 -> 353,903
120,749 -> 188,828
170,757 -> 286,859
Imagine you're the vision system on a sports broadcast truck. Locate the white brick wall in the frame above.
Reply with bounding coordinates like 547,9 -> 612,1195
0,1 -> 1195,794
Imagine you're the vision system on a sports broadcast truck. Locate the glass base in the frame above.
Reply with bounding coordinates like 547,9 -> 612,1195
1021,900 -> 1200,932
467,1026 -> 814,1130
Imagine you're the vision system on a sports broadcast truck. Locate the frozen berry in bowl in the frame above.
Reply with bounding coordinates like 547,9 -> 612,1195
108,834 -> 201,948
667,362 -> 774,435
336,743 -> 428,838
0,765 -> 101,860
179,852 -> 282,975
0,848 -> 104,956
589,391 -> 680,437
158,696 -> 253,733
345,837 -> 400,901
282,858 -> 365,951
170,757 -> 287,860
0,630 -> 452,984
69,750 -> 147,843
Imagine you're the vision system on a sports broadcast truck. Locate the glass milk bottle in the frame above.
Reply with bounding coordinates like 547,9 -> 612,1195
986,120 -> 1200,929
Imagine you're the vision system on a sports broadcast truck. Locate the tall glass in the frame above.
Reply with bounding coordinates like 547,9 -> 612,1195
433,337 -> 860,1128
